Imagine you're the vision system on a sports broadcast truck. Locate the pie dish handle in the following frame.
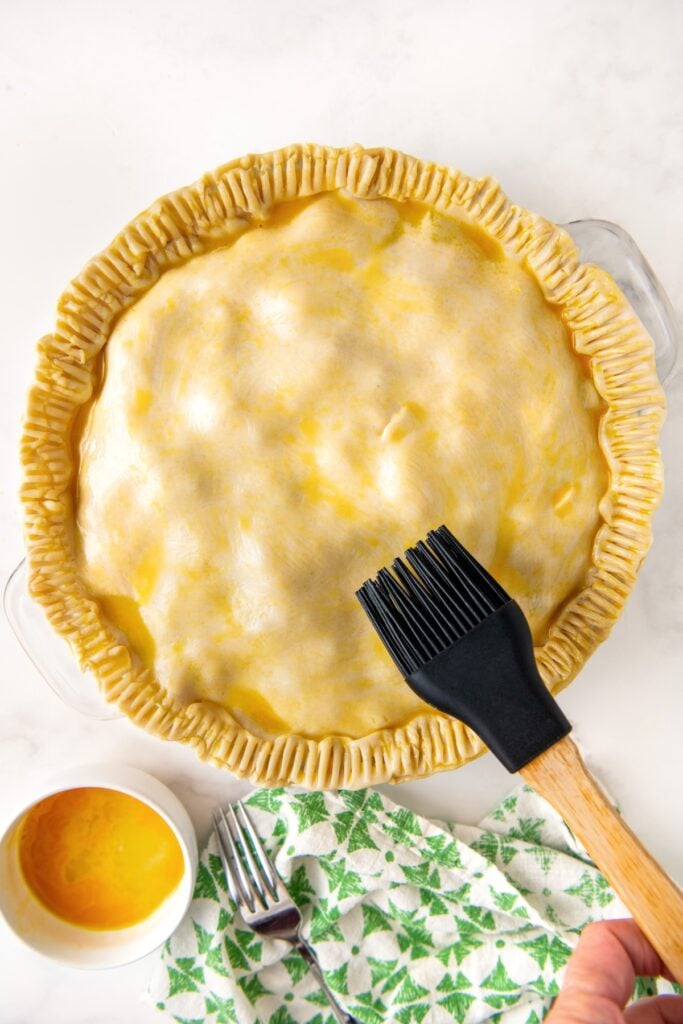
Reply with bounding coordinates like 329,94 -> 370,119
562,218 -> 680,386
3,560 -> 122,720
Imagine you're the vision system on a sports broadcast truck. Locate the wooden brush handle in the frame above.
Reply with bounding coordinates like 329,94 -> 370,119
520,735 -> 683,983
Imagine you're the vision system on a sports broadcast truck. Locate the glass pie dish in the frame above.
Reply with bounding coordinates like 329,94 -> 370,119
6,216 -> 680,724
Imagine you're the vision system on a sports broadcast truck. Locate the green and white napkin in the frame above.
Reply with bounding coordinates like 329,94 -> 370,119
146,784 -> 678,1023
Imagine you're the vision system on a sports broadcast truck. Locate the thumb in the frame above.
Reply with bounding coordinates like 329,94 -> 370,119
547,920 -> 672,1024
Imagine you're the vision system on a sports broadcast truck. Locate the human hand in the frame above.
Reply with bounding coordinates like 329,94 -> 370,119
546,919 -> 683,1023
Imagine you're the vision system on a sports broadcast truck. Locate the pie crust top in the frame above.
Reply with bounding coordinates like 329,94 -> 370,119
22,145 -> 664,788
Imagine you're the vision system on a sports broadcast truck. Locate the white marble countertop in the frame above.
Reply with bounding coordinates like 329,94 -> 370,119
1,1 -> 681,1021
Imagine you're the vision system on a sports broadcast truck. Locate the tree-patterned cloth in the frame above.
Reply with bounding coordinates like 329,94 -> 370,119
146,784 -> 678,1024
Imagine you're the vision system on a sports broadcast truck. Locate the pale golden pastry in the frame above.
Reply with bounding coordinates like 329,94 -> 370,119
22,145 -> 664,787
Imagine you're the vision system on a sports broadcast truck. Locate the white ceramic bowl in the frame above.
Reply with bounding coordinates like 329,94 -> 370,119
0,764 -> 198,968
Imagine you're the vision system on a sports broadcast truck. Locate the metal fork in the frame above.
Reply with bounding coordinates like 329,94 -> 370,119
213,801 -> 358,1024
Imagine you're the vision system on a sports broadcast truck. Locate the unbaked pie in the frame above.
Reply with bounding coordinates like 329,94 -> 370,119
22,145 -> 664,787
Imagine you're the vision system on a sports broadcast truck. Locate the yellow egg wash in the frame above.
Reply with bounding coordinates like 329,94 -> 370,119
18,787 -> 184,930
75,190 -> 608,741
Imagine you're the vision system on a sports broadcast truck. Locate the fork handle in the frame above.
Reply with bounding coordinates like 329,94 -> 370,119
520,735 -> 683,983
296,941 -> 359,1024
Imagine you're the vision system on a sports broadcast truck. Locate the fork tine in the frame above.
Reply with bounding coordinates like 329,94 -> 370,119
212,809 -> 241,907
217,806 -> 259,913
228,804 -> 270,907
236,801 -> 280,897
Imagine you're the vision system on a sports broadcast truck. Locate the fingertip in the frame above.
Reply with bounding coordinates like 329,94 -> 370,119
623,994 -> 683,1023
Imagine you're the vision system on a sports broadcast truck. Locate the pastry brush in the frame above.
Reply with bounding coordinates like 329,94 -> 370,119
357,525 -> 683,981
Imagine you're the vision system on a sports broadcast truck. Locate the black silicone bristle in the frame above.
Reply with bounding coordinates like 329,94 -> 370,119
356,525 -> 509,676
